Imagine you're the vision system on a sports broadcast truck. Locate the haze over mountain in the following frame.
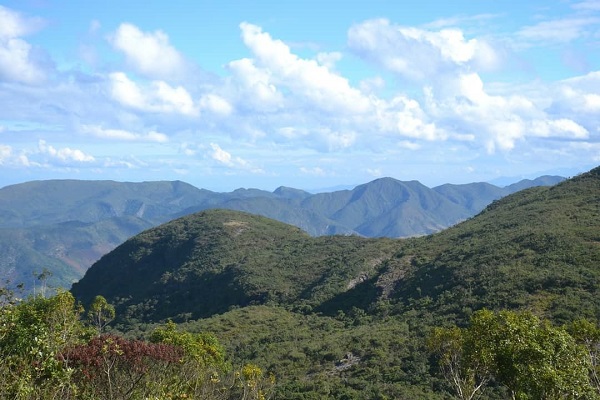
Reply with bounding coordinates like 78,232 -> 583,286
0,175 -> 563,292
70,166 -> 600,398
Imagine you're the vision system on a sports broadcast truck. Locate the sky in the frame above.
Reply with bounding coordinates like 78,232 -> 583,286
0,0 -> 599,192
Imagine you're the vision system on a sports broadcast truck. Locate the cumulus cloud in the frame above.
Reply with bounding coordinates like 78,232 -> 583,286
375,95 -> 442,141
419,70 -> 598,154
0,6 -> 44,39
209,143 -> 263,173
530,119 -> 589,139
238,22 -> 371,114
226,57 -> 283,112
0,6 -> 47,84
199,94 -> 233,116
0,144 -> 12,164
109,72 -> 197,116
554,71 -> 600,113
81,124 -> 169,143
111,23 -> 187,79
38,140 -> 95,163
348,19 -> 499,82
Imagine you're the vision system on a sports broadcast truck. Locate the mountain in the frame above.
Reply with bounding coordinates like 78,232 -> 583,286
0,180 -> 218,291
71,169 -> 596,325
70,166 -> 600,398
0,179 -> 213,228
0,175 -> 564,293
70,209 -> 398,323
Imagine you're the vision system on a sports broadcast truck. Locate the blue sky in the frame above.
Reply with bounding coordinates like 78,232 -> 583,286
0,0 -> 599,191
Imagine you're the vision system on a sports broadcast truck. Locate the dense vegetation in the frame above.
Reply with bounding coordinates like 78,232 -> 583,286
0,175 -> 562,294
62,167 -> 600,397
0,288 -> 274,399
2,167 -> 597,397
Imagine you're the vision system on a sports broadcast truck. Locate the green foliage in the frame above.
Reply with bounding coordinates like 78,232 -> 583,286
428,325 -> 492,400
567,319 -> 600,395
0,287 -> 275,399
151,320 -> 228,371
1,175 -> 563,294
72,209 -> 399,323
66,166 -> 600,398
431,310 -> 595,400
0,290 -> 90,398
88,295 -> 116,333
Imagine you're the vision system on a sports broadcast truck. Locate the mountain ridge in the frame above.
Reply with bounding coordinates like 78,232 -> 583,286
0,174 -> 564,292
68,166 -> 600,398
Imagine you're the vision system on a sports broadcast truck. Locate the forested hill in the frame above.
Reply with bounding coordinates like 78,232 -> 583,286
72,166 -> 600,325
70,210 -> 399,322
69,166 -> 600,398
365,165 -> 600,324
1,175 -> 563,293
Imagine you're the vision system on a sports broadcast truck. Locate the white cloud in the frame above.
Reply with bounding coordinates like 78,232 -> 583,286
555,72 -> 600,113
0,6 -> 44,39
209,142 -> 263,173
419,69 -> 598,154
367,168 -> 382,177
0,6 -> 46,84
111,23 -> 186,79
210,142 -> 233,165
359,76 -> 385,94
517,17 -> 600,44
0,143 -> 38,167
320,129 -> 357,151
316,51 -> 342,69
347,19 -> 500,81
239,22 -> 371,114
199,94 -> 233,116
397,141 -> 421,150
300,166 -> 326,176
530,119 -> 589,139
38,140 -> 95,163
154,80 -> 196,115
573,0 -> 600,11
0,144 -> 12,164
226,57 -> 283,112
424,13 -> 501,30
81,124 -> 169,143
109,72 -> 197,116
376,95 -> 442,141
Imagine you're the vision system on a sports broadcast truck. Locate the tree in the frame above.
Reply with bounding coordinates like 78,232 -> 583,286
150,321 -> 275,399
472,310 -> 592,400
567,319 -> 600,395
150,320 -> 229,397
61,334 -> 184,400
430,310 -> 594,400
87,295 -> 115,334
428,325 -> 492,400
0,290 -> 89,399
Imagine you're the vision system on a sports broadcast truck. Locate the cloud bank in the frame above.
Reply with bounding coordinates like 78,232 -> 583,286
0,3 -> 598,189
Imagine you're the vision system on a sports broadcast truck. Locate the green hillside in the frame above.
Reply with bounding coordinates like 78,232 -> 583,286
71,210 -> 398,323
69,166 -> 600,398
0,175 -> 563,294
387,167 -> 600,324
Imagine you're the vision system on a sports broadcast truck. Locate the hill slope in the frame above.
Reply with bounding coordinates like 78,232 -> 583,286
70,209 -> 397,323
70,167 -> 599,398
387,167 -> 600,323
1,175 -> 564,293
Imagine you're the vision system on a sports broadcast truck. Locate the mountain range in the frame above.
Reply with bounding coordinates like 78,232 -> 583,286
0,175 -> 563,292
69,166 -> 600,398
